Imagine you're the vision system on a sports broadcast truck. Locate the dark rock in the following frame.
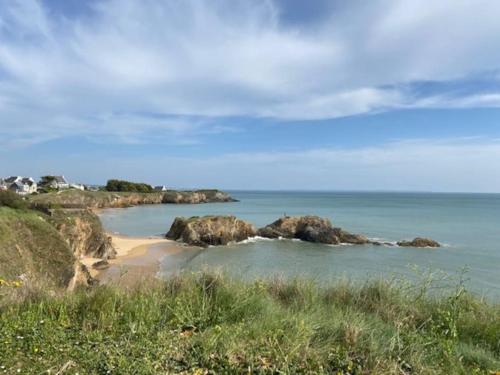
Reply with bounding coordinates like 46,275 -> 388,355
257,216 -> 369,245
397,237 -> 441,248
166,215 -> 256,247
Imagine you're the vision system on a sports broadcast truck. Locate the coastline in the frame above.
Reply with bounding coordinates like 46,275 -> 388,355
81,233 -> 186,286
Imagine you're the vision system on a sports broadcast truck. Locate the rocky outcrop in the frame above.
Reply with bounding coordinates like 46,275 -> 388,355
50,209 -> 116,259
257,216 -> 370,245
162,190 -> 237,204
67,262 -> 95,291
166,215 -> 256,247
397,237 -> 441,248
29,189 -> 237,209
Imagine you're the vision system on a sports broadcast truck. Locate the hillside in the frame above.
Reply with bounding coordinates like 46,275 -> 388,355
0,207 -> 114,289
29,189 -> 237,209
0,207 -> 79,288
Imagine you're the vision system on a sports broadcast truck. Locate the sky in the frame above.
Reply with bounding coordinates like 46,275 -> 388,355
1,0 -> 500,192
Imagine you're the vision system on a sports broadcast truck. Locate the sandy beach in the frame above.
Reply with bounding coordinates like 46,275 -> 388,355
81,234 -> 187,287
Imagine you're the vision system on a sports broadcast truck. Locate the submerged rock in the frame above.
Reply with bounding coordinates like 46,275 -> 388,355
397,237 -> 441,248
257,216 -> 370,245
166,215 -> 256,247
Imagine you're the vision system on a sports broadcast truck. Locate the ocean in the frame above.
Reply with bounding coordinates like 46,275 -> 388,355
98,191 -> 500,298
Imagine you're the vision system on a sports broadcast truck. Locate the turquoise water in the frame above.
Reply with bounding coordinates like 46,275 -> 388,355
99,191 -> 500,298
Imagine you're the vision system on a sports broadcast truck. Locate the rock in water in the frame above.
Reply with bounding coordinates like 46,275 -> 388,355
257,216 -> 369,245
166,215 -> 256,247
397,237 -> 441,248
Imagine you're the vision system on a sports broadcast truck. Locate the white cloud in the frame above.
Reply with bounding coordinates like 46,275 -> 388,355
1,0 -> 500,145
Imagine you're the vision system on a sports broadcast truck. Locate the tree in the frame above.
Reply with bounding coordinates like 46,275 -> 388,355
105,179 -> 153,193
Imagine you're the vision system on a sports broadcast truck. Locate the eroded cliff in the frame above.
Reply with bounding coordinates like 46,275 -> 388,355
0,207 -> 114,290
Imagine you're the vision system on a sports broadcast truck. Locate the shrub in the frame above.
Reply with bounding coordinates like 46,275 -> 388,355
0,190 -> 27,209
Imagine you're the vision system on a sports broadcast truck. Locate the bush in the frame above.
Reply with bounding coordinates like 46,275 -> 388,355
0,190 -> 27,209
105,179 -> 153,193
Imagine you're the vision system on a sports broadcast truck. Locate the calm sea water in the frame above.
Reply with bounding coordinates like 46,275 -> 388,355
99,191 -> 500,298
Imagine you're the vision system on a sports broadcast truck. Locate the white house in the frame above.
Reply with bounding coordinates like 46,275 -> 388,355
70,183 -> 85,191
3,176 -> 37,195
154,185 -> 168,191
0,179 -> 7,191
42,175 -> 70,190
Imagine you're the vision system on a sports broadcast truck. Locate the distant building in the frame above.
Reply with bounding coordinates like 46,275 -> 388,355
3,176 -> 37,195
84,185 -> 100,192
41,175 -> 70,190
0,179 -> 7,191
70,183 -> 85,191
154,185 -> 168,191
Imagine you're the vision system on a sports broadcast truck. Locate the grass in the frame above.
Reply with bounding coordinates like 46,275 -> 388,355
0,207 -> 75,287
0,272 -> 499,374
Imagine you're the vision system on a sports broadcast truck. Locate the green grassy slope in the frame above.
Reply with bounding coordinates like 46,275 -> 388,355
1,273 -> 498,374
0,207 -> 76,288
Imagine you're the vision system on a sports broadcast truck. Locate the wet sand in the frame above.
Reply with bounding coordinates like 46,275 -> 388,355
81,234 -> 188,287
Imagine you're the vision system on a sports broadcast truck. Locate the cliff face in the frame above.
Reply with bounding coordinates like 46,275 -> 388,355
0,207 -> 113,290
30,189 -> 237,209
50,209 -> 116,259
166,215 -> 256,247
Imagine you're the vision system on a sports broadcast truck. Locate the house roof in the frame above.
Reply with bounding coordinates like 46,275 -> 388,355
5,176 -> 20,183
53,176 -> 68,183
9,181 -> 25,190
21,177 -> 35,186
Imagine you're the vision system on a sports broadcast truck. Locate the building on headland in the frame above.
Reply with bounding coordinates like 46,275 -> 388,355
70,183 -> 85,191
39,175 -> 70,190
2,176 -> 37,195
154,185 -> 168,191
84,185 -> 101,192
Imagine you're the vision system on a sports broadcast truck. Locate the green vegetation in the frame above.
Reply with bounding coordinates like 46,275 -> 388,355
0,207 -> 75,287
105,179 -> 154,193
0,190 -> 28,210
1,272 -> 498,374
29,189 -> 164,209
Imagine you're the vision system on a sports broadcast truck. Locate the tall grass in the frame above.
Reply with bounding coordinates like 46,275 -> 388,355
0,272 -> 499,374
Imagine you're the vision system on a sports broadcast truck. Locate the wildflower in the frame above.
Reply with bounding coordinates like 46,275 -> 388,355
12,281 -> 22,288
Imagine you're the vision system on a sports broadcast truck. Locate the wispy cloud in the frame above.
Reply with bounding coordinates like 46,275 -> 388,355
5,137 -> 500,192
1,0 -> 500,146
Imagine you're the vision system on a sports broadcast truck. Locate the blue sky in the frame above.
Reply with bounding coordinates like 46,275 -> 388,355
1,0 -> 500,192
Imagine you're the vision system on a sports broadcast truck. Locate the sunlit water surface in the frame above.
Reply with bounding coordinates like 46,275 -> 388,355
99,191 -> 500,298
